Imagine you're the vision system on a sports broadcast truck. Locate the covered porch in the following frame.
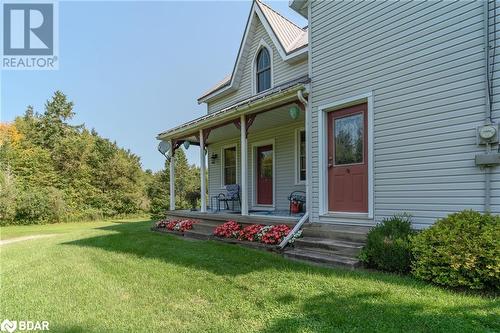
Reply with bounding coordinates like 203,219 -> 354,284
157,77 -> 311,223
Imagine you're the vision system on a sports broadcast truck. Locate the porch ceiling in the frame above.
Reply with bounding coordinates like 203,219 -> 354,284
206,103 -> 305,144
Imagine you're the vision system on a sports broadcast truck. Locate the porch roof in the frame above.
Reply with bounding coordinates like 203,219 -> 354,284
156,75 -> 310,141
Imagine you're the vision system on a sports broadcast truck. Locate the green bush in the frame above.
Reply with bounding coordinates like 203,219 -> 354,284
14,187 -> 67,224
0,168 -> 17,224
185,190 -> 201,211
359,213 -> 415,273
411,210 -> 499,290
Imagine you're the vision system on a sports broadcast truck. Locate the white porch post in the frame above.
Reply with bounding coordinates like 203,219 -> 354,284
199,129 -> 207,213
240,115 -> 249,215
169,139 -> 176,211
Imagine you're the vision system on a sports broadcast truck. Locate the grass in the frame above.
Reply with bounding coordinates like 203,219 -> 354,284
0,219 -> 498,333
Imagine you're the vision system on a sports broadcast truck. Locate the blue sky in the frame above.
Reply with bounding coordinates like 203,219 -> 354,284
1,0 -> 306,171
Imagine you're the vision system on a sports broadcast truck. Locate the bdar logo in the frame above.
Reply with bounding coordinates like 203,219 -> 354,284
0,319 -> 17,333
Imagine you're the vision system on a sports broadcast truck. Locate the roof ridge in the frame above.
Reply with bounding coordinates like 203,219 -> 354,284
256,0 -> 304,31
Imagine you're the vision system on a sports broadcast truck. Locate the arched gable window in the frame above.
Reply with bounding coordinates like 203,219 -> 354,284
256,48 -> 271,93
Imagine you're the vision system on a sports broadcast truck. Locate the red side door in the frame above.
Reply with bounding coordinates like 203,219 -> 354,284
328,103 -> 368,213
257,145 -> 273,205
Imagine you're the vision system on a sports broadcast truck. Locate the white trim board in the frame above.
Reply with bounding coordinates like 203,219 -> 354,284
251,138 -> 276,209
317,92 -> 374,220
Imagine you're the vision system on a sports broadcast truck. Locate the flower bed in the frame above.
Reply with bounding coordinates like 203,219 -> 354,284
154,219 -> 197,233
214,221 -> 299,246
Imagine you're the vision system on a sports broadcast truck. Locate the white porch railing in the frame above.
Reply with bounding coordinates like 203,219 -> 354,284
277,212 -> 309,249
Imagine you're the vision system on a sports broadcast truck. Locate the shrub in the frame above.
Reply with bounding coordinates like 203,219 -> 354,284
411,210 -> 500,290
0,168 -> 17,224
14,187 -> 67,224
359,213 -> 415,273
185,190 -> 200,211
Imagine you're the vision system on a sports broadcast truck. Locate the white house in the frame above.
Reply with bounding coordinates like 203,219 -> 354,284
157,0 -> 499,265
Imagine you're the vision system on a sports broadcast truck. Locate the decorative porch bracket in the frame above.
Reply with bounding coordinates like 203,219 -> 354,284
233,114 -> 257,138
194,128 -> 212,145
171,139 -> 184,156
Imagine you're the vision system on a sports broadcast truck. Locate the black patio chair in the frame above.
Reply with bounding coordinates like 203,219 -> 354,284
216,184 -> 241,211
288,190 -> 306,215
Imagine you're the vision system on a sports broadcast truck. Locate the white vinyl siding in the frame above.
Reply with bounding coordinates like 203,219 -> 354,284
207,121 -> 305,211
309,0 -> 500,228
207,14 -> 308,114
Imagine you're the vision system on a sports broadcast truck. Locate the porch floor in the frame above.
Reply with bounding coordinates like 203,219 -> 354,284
167,209 -> 300,226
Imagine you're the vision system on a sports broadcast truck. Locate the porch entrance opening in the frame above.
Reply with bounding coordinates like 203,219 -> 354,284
327,103 -> 368,213
257,144 -> 273,205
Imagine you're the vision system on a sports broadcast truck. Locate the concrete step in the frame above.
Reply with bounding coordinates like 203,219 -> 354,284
302,227 -> 368,243
294,237 -> 363,257
192,223 -> 218,233
184,230 -> 213,240
284,248 -> 360,269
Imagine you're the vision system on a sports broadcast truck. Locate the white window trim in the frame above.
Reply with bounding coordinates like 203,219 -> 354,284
251,139 -> 276,209
220,144 -> 239,188
252,39 -> 274,95
318,92 -> 374,220
295,127 -> 306,185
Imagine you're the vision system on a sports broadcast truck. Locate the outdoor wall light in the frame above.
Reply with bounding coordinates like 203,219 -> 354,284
211,153 -> 218,164
289,105 -> 300,120
183,141 -> 190,149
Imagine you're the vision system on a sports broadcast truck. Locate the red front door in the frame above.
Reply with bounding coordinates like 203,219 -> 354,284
328,103 -> 368,212
257,145 -> 273,205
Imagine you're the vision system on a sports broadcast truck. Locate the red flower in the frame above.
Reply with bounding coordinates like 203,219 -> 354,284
260,224 -> 291,245
166,220 -> 179,231
238,224 -> 265,241
177,219 -> 197,232
214,220 -> 241,238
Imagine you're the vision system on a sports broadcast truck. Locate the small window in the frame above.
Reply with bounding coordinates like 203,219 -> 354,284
256,48 -> 271,93
334,113 -> 364,165
297,130 -> 306,182
223,146 -> 237,185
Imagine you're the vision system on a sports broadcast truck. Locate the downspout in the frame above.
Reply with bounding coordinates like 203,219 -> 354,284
297,88 -> 308,106
483,0 -> 492,212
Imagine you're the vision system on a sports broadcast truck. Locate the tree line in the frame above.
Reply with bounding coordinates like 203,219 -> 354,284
0,91 -> 199,225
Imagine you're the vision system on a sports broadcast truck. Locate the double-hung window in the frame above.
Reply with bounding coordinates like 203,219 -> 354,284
223,146 -> 237,185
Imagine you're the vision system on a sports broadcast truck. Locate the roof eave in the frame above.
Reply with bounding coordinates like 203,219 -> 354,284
158,79 -> 309,141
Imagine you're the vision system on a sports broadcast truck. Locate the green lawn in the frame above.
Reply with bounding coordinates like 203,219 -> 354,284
0,219 -> 498,333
